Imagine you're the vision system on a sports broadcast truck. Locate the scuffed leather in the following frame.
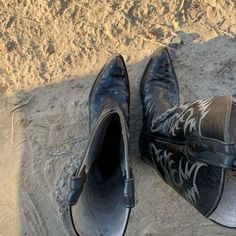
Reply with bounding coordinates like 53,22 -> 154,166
140,47 -> 180,130
89,55 -> 130,129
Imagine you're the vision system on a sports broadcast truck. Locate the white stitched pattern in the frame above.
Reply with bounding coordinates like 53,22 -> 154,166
150,143 -> 207,205
151,98 -> 212,137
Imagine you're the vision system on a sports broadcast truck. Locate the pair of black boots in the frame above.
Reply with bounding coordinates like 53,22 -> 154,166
67,48 -> 236,235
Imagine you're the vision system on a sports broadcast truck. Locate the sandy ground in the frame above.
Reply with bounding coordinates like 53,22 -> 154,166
0,0 -> 236,235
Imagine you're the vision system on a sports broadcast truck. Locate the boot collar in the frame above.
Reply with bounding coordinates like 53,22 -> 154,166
67,108 -> 134,208
82,108 -> 131,179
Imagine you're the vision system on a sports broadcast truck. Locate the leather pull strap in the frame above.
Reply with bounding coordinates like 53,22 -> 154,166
124,169 -> 135,208
67,166 -> 87,206
187,134 -> 236,169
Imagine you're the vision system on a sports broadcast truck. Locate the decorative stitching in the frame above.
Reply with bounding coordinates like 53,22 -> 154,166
150,143 -> 207,205
151,98 -> 212,137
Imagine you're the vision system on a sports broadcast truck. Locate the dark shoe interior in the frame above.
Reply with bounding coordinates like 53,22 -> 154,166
210,101 -> 236,227
71,113 -> 129,236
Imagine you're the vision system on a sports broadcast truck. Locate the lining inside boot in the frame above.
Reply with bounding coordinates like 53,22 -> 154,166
210,102 -> 236,227
72,113 -> 129,236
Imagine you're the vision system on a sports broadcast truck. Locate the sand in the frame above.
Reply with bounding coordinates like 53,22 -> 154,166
0,0 -> 236,235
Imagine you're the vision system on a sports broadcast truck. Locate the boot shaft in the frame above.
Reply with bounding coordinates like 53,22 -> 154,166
142,95 -> 236,223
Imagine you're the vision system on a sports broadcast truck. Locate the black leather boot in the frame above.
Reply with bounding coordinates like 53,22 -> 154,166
67,55 -> 135,236
140,47 -> 236,227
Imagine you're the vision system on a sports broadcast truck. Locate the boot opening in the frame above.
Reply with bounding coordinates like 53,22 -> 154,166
71,113 -> 129,235
210,102 -> 236,227
95,114 -> 122,179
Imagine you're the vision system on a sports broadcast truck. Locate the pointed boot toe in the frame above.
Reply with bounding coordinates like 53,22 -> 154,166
89,54 -> 130,128
140,47 -> 180,165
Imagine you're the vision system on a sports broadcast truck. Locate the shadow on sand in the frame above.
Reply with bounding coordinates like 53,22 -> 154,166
0,34 -> 236,235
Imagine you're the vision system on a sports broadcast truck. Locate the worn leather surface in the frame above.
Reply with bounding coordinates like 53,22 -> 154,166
89,54 -> 130,129
140,47 -> 180,130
